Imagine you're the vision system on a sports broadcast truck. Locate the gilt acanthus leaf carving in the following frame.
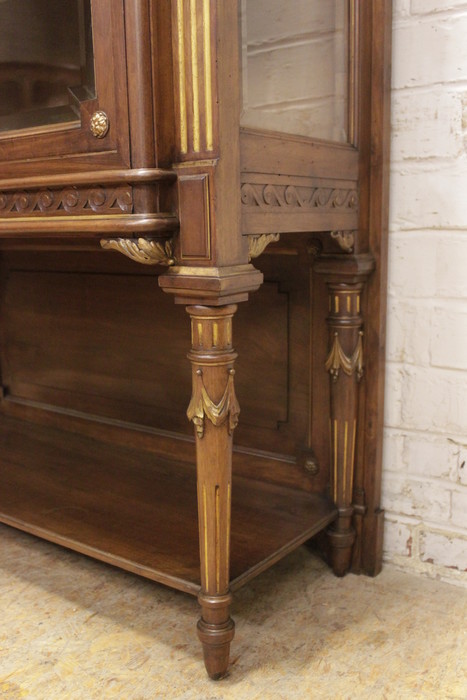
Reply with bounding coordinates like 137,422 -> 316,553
247,233 -> 280,260
100,237 -> 175,266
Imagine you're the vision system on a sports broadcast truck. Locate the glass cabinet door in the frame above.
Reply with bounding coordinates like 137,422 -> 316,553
240,0 -> 350,143
0,0 -> 95,133
0,0 -> 130,178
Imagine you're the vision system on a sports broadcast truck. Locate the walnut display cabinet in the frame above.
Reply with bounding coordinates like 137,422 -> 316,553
0,0 -> 391,680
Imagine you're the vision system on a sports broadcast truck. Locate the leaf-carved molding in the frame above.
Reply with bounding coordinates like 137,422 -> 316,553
100,237 -> 176,266
248,233 -> 280,260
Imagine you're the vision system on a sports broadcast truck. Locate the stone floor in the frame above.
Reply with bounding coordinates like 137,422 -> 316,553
0,523 -> 465,699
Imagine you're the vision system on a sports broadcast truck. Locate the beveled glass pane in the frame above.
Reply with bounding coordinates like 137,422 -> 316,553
0,0 -> 94,133
240,0 -> 349,142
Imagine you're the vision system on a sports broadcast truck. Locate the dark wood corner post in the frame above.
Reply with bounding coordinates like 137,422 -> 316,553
186,304 -> 238,679
315,254 -> 374,577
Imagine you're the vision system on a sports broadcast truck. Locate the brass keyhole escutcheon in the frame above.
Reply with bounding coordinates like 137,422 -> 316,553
90,111 -> 109,138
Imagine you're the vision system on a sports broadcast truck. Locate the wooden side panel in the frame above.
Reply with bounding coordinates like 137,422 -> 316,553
178,173 -> 211,260
240,129 -> 359,180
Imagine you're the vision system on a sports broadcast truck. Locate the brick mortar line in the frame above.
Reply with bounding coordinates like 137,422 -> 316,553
384,513 -> 467,537
384,425 -> 467,443
393,10 -> 467,26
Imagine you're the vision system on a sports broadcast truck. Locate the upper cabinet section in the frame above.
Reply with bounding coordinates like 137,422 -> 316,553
240,0 -> 350,143
0,0 -> 130,177
0,0 -> 95,134
0,0 -> 179,241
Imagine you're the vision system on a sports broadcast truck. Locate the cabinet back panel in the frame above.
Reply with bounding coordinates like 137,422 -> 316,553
0,255 -> 296,455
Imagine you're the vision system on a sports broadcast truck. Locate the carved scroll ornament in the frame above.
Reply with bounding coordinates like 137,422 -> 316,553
100,237 -> 175,266
187,368 -> 240,439
0,186 -> 133,216
325,331 -> 364,382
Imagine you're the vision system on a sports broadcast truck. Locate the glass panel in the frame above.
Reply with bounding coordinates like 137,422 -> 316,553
240,0 -> 349,143
0,0 -> 95,133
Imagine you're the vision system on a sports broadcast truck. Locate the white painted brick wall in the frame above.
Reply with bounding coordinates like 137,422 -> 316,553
240,1 -> 348,141
384,0 -> 467,585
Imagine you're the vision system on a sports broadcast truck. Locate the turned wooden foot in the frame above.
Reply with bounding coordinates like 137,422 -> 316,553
327,507 -> 356,577
197,593 -> 235,679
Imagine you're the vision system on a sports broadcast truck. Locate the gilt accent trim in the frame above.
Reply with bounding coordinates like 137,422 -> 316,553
247,233 -> 280,260
325,331 -> 364,382
175,0 -> 215,154
187,368 -> 240,439
100,237 -> 176,266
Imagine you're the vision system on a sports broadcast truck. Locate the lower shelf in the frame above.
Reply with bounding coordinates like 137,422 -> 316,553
0,416 -> 337,595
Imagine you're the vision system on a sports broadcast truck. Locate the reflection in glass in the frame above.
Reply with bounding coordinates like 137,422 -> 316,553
240,0 -> 349,143
0,0 -> 95,132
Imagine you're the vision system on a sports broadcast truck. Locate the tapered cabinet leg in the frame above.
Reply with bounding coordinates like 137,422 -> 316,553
325,280 -> 367,576
186,304 -> 238,679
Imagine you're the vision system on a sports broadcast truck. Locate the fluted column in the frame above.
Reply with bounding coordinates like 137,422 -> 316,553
314,253 -> 374,576
186,304 -> 238,679
325,282 -> 365,575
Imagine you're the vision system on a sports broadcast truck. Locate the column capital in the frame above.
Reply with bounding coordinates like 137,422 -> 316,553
313,253 -> 375,283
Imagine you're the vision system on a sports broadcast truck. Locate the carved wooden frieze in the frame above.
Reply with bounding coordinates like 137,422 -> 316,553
241,183 -> 358,212
0,186 -> 133,216
241,179 -> 359,235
